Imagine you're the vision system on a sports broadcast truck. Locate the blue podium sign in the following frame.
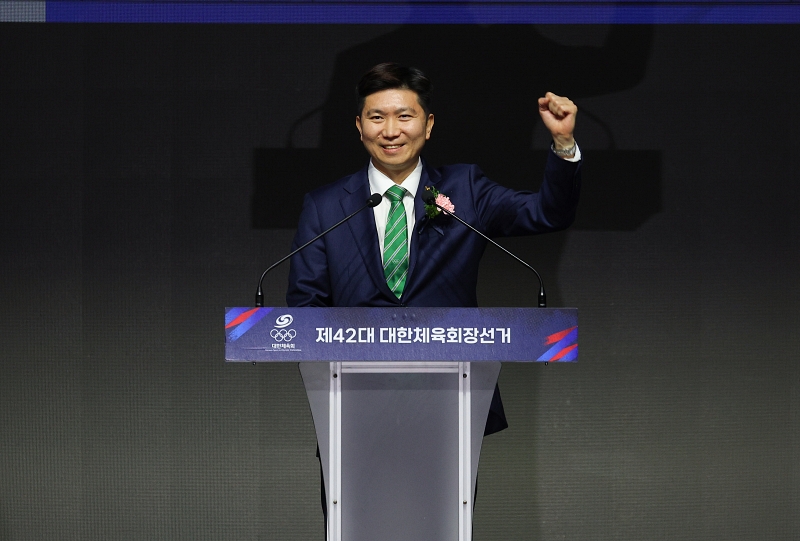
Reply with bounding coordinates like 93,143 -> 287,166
225,307 -> 577,362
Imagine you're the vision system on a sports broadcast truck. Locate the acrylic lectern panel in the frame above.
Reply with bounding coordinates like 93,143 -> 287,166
300,361 -> 501,541
341,370 -> 458,541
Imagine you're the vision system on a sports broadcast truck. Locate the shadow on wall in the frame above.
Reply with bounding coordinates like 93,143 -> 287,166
253,25 -> 660,303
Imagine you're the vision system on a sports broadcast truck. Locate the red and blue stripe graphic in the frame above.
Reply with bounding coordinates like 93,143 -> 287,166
537,326 -> 577,362
225,307 -> 273,342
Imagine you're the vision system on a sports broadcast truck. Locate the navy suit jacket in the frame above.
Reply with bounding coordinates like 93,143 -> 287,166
287,150 -> 580,308
287,150 -> 581,433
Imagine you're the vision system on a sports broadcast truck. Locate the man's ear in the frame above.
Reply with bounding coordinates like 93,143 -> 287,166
355,116 -> 363,141
425,114 -> 434,140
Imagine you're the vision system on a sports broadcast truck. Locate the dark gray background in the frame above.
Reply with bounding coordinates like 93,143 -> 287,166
1,24 -> 798,540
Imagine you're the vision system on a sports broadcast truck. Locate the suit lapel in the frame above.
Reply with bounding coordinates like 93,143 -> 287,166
342,168 -> 395,299
407,161 -> 443,292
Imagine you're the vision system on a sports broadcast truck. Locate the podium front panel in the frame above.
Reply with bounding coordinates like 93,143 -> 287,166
300,361 -> 501,541
342,372 -> 459,541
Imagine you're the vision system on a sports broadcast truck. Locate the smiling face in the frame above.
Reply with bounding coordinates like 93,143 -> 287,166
356,88 -> 434,184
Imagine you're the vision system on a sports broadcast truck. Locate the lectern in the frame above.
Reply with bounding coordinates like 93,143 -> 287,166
226,307 -> 577,541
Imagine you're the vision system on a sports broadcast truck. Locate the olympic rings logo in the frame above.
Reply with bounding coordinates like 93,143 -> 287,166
271,328 -> 296,342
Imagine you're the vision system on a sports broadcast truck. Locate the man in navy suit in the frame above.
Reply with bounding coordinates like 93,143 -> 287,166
287,62 -> 581,432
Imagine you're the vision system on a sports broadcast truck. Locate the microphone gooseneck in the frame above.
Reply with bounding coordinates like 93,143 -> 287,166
254,193 -> 383,307
421,190 -> 547,307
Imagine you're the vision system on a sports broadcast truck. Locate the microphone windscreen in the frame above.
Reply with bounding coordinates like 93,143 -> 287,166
367,193 -> 383,207
421,189 -> 435,204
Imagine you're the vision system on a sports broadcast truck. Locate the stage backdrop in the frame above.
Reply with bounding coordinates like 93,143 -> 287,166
0,18 -> 798,541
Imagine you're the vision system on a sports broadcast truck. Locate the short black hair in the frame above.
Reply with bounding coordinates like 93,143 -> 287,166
356,62 -> 432,116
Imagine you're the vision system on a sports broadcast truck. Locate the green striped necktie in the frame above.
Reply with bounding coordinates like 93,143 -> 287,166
383,185 -> 409,298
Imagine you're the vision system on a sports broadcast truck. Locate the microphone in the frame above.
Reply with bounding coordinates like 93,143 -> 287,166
421,190 -> 547,307
254,193 -> 383,307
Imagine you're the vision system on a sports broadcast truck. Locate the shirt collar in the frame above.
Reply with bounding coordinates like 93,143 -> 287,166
367,159 -> 423,198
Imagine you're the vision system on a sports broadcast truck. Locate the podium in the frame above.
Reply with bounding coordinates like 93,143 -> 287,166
226,307 -> 577,541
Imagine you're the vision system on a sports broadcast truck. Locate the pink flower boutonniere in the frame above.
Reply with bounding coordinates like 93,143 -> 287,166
424,186 -> 455,219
